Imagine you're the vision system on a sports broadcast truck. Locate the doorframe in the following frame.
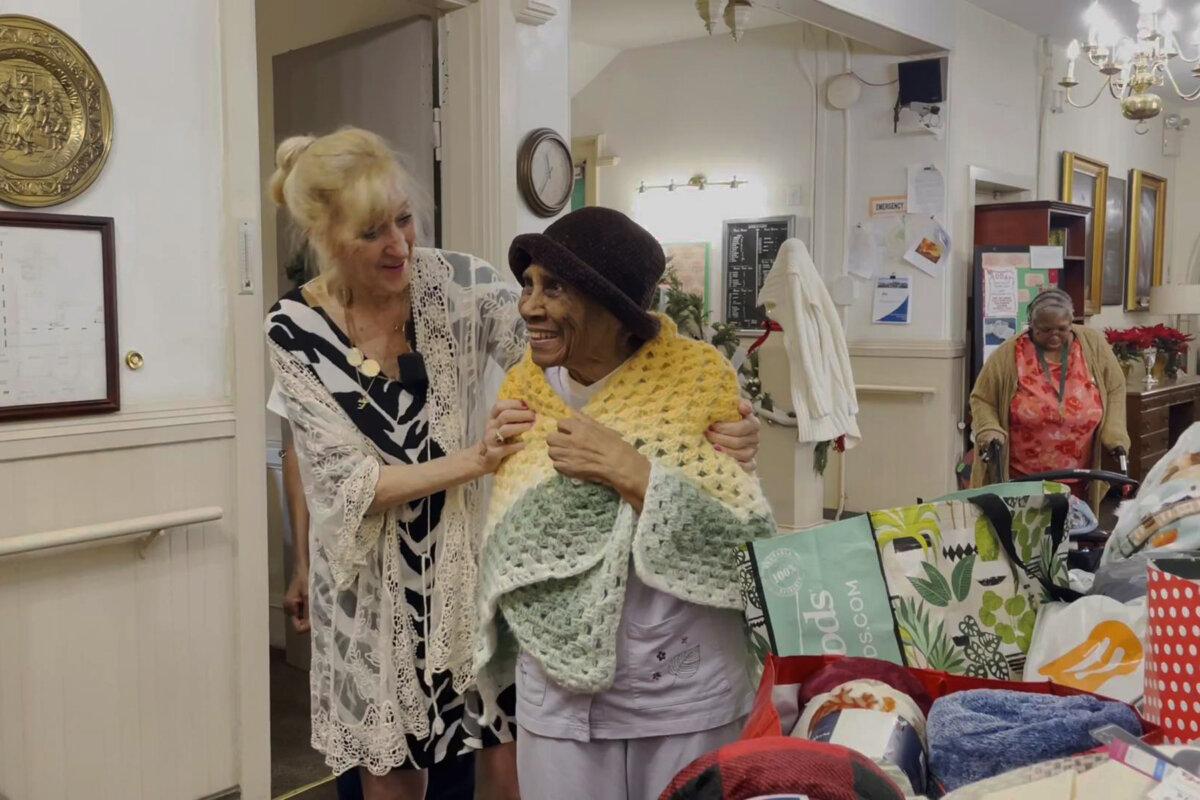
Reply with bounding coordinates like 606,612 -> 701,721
219,0 -> 271,796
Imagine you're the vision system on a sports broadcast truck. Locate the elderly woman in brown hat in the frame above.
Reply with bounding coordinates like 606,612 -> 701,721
475,207 -> 776,800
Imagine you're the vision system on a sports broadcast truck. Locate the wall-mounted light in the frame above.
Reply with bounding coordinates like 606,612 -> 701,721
638,173 -> 747,193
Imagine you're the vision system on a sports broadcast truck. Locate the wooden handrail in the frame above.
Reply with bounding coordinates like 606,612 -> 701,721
0,506 -> 224,559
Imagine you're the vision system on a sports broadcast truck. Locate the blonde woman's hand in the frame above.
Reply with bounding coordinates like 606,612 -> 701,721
477,399 -> 535,474
283,569 -> 310,634
706,399 -> 761,473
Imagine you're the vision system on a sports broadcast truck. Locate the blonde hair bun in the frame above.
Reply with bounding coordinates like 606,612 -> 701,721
268,127 -> 430,272
270,135 -> 316,208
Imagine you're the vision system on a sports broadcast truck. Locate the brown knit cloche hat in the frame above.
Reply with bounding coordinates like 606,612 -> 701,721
508,206 -> 665,341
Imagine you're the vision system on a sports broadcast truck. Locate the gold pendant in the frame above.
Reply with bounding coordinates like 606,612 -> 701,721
357,395 -> 370,410
359,359 -> 381,378
346,347 -> 365,367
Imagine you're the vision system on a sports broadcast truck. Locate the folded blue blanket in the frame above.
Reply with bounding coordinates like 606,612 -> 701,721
927,689 -> 1142,791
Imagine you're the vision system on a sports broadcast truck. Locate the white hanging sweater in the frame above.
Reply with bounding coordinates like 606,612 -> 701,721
757,238 -> 861,447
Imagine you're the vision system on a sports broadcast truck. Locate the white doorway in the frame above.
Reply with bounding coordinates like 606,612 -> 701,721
255,4 -> 443,797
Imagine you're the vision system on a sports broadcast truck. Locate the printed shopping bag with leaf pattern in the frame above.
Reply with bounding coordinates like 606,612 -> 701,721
870,486 -> 1076,680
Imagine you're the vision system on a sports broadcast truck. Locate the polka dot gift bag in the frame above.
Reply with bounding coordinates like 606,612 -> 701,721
1144,557 -> 1200,744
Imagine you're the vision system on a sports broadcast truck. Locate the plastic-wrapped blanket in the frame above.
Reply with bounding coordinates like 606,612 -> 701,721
1103,422 -> 1200,565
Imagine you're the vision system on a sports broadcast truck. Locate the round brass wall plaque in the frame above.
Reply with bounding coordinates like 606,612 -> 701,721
0,16 -> 113,207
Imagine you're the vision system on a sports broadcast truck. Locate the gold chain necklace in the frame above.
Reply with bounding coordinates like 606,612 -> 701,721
344,302 -> 405,410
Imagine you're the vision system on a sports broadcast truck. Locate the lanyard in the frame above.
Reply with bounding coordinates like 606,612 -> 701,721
1035,339 -> 1070,414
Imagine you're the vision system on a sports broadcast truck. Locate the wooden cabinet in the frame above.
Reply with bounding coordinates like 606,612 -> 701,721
974,200 -> 1092,318
1119,375 -> 1200,484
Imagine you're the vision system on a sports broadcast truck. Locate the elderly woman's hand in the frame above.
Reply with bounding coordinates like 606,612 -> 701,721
547,414 -> 651,510
976,430 -> 1006,455
706,399 -> 761,473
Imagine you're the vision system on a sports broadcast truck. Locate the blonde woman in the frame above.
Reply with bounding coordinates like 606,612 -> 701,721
264,128 -> 760,799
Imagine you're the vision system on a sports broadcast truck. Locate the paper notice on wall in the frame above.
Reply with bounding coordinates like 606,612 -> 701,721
903,216 -> 951,276
869,195 -> 907,216
1030,245 -> 1064,270
983,344 -> 1001,364
848,223 -> 883,279
872,275 -> 911,324
981,251 -> 1032,270
983,266 -> 1018,316
848,216 -> 907,279
906,163 -> 945,217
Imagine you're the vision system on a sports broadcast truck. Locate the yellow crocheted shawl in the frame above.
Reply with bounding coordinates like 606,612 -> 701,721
485,316 -> 767,528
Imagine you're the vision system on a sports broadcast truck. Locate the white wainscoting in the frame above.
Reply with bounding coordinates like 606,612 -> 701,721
754,338 -> 966,523
828,340 -> 966,512
0,422 -> 239,800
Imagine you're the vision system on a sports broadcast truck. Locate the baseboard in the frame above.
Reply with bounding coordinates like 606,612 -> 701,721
196,788 -> 239,800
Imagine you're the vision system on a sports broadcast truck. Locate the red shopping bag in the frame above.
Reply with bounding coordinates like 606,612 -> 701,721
1144,558 -> 1200,744
744,653 -> 1162,742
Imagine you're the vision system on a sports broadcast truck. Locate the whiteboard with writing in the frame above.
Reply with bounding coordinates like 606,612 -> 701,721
0,223 -> 113,415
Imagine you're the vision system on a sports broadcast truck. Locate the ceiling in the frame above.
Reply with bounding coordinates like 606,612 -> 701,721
571,0 -> 798,51
966,0 -> 1199,95
967,0 -> 1113,44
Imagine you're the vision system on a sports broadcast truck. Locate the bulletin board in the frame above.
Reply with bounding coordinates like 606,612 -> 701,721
722,215 -> 795,333
971,246 -> 1060,382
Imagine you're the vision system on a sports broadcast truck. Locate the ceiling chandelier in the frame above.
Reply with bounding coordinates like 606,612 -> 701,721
1059,0 -> 1200,132
696,0 -> 752,41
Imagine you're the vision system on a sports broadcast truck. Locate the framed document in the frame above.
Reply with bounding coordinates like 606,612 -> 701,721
0,212 -> 118,422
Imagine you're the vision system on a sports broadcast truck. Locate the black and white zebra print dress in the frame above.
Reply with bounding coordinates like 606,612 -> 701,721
267,285 -> 517,771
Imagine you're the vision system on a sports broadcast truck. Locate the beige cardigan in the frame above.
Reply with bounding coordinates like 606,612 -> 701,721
969,325 -> 1131,509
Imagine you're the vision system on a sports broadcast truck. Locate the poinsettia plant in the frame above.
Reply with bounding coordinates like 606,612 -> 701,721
1106,324 -> 1193,378
1144,323 -> 1194,355
1105,327 -> 1155,363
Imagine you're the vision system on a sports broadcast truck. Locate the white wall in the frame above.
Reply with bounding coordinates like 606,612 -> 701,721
1173,129 -> 1200,291
442,0 -> 574,268
12,2 -> 231,404
573,23 -> 816,318
572,23 -> 955,341
0,0 -> 267,797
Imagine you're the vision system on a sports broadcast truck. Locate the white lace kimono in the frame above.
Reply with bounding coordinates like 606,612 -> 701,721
266,248 -> 525,773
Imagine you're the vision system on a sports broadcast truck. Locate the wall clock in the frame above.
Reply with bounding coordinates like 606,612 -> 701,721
517,127 -> 573,217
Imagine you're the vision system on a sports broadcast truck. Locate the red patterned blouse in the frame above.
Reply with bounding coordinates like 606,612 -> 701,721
1008,335 -> 1103,496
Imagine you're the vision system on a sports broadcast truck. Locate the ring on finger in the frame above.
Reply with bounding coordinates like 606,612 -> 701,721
494,430 -> 506,445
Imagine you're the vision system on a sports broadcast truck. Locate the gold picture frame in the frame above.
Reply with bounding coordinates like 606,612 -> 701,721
1126,169 -> 1167,311
1061,152 -> 1108,316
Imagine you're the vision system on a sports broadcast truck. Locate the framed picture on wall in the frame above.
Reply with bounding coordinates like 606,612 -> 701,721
0,211 -> 119,423
1126,169 -> 1168,311
661,242 -> 712,316
1102,175 -> 1127,306
1061,152 -> 1108,315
